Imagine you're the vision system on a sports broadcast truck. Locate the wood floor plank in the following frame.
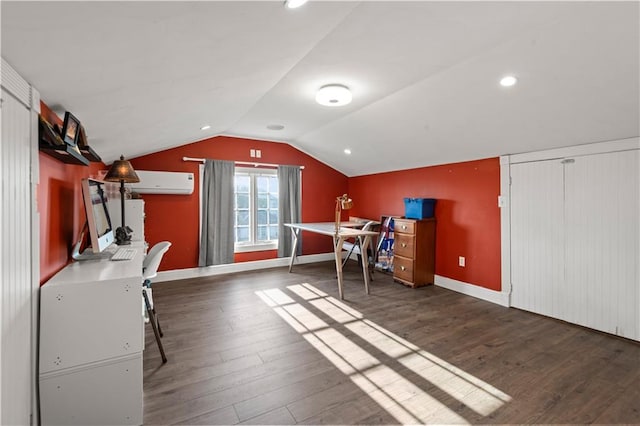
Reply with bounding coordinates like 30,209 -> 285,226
175,405 -> 239,426
143,262 -> 640,425
233,368 -> 350,422
240,406 -> 296,425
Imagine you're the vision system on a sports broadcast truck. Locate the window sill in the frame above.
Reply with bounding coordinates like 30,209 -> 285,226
234,243 -> 278,253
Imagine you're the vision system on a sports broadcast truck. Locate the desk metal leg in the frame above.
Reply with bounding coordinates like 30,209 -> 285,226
360,235 -> 372,295
288,228 -> 301,273
334,237 -> 345,300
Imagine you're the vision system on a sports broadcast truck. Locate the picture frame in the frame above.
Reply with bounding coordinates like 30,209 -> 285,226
61,111 -> 81,146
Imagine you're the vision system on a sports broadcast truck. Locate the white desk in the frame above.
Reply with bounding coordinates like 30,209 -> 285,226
39,242 -> 145,425
285,222 -> 379,299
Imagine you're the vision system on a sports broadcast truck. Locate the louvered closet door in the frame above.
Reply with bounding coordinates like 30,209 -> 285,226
510,160 -> 565,317
564,150 -> 639,340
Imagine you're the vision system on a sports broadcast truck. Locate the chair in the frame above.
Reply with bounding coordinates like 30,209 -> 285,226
342,220 -> 378,279
143,241 -> 171,363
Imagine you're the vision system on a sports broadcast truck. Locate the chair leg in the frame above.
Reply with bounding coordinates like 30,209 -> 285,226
143,290 -> 167,363
342,244 -> 357,268
155,311 -> 163,337
145,280 -> 164,337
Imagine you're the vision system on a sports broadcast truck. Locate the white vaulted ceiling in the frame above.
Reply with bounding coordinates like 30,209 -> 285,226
2,1 -> 638,176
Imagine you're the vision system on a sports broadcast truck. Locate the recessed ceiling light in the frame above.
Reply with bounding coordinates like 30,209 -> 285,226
344,148 -> 352,155
284,0 -> 308,9
316,84 -> 352,107
500,75 -> 518,87
267,124 -> 285,131
200,125 -> 211,130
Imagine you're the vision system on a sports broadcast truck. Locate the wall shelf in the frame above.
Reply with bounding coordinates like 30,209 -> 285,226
79,145 -> 102,162
38,114 -> 95,165
77,125 -> 102,162
39,143 -> 90,166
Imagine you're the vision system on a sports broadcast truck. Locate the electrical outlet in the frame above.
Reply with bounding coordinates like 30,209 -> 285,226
459,256 -> 465,267
256,150 -> 262,158
250,149 -> 256,158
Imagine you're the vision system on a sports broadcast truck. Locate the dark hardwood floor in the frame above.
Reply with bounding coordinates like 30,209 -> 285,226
143,261 -> 640,425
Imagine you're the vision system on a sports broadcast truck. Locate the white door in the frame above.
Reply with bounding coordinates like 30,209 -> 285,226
510,148 -> 639,341
1,87 -> 34,424
564,150 -> 639,339
510,159 -> 565,317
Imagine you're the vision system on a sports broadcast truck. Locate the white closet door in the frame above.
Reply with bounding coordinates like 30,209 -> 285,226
1,88 -> 33,425
564,150 -> 639,340
510,160 -> 565,317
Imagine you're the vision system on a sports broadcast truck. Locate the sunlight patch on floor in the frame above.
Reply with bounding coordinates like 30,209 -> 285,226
255,283 -> 512,423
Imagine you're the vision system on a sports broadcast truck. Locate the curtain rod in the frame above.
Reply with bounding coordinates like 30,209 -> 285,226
182,156 -> 304,169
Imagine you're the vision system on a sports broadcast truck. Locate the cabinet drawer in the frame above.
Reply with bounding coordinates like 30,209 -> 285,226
394,256 -> 414,282
394,219 -> 415,235
395,233 -> 415,258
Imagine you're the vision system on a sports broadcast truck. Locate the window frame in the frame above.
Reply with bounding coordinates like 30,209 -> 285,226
233,167 -> 279,253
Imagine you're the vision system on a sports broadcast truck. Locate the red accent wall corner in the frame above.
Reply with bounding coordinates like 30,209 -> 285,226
348,158 -> 501,291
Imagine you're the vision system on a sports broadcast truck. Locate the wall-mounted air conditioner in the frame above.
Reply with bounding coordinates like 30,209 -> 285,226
126,170 -> 194,195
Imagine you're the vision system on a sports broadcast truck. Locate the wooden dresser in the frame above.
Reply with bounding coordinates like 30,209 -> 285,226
393,218 -> 436,288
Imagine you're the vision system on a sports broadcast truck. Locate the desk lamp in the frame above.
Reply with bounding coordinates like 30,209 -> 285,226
335,194 -> 353,234
104,155 -> 140,245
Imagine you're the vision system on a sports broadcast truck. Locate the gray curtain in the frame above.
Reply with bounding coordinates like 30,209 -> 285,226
199,159 -> 235,266
277,165 -> 302,257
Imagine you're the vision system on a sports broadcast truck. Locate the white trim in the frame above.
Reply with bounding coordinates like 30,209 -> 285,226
198,164 -> 203,253
234,166 -> 279,249
234,242 -> 277,253
154,252 -> 336,283
435,275 -> 510,307
1,58 -> 31,107
499,155 -> 512,305
509,137 -> 639,164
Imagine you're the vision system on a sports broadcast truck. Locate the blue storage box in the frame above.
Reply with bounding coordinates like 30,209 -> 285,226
404,198 -> 436,219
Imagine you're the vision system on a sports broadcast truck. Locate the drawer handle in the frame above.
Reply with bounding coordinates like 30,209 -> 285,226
401,243 -> 407,248
400,266 -> 406,271
402,225 -> 407,230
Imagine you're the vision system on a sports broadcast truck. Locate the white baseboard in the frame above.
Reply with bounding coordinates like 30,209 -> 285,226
155,252 -> 336,283
435,275 -> 510,307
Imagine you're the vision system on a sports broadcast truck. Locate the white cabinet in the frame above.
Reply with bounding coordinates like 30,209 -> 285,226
108,199 -> 145,242
39,243 -> 145,425
39,355 -> 142,426
508,140 -> 639,340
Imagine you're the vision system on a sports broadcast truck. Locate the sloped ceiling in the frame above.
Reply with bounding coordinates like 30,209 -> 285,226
2,1 -> 638,176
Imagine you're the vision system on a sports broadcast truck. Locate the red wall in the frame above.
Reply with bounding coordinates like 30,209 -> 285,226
38,103 -> 501,291
130,136 -> 349,271
39,103 -> 105,284
348,158 -> 501,291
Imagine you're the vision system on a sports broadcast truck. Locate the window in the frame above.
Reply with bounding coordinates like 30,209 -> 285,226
234,168 -> 279,252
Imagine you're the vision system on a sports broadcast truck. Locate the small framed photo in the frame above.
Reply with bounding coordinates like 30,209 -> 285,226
61,111 -> 81,146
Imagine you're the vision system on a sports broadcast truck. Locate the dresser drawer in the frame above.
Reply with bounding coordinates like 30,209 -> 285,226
394,256 -> 414,283
395,233 -> 415,258
394,219 -> 415,235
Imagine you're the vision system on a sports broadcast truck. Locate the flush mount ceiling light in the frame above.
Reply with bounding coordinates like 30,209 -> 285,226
344,148 -> 352,155
266,124 -> 285,131
284,0 -> 308,9
316,84 -> 352,107
200,125 -> 211,130
500,75 -> 518,87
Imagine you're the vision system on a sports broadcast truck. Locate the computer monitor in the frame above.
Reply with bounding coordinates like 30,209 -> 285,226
80,178 -> 114,253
